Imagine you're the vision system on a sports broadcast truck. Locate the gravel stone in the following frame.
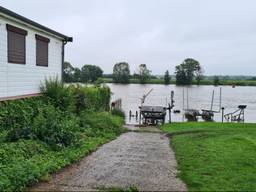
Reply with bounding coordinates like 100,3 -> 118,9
30,132 -> 187,191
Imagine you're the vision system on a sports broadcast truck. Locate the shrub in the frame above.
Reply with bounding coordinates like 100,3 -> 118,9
82,86 -> 111,111
69,84 -> 87,114
31,105 -> 80,149
40,77 -> 75,112
0,98 -> 46,141
2,100 -> 81,148
97,85 -> 111,111
69,84 -> 111,112
79,112 -> 125,137
111,108 -> 126,119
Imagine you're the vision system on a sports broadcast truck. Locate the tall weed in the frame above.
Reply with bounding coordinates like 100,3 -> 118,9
40,77 -> 75,112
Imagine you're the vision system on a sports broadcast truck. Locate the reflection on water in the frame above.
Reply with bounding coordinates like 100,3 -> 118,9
108,83 -> 256,123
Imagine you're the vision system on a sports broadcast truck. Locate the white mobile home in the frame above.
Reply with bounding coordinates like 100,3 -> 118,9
0,6 -> 72,100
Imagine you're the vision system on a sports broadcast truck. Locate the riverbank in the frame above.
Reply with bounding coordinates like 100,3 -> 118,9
101,78 -> 256,86
0,80 -> 125,191
161,122 -> 256,191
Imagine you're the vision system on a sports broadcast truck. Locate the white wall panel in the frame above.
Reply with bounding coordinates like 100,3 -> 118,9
0,16 -> 63,99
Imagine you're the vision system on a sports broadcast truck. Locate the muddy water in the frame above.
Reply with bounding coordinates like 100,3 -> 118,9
108,84 -> 256,123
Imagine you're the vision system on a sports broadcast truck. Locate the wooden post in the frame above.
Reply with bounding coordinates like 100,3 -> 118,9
129,110 -> 132,121
168,104 -> 171,123
169,91 -> 174,123
221,107 -> 225,123
211,90 -> 215,111
139,110 -> 141,125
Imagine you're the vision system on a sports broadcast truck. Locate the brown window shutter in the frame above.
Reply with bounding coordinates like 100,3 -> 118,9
6,24 -> 27,64
36,35 -> 50,67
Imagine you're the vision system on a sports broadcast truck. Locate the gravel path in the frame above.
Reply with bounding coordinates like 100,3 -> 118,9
30,132 -> 186,191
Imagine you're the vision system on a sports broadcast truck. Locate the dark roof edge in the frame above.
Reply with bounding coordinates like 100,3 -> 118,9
0,6 -> 73,42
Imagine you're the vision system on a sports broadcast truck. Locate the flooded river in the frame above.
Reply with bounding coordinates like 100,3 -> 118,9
108,83 -> 256,123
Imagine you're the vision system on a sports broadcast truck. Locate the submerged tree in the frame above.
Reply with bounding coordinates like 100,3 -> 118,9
195,65 -> 204,85
81,65 -> 103,83
113,62 -> 130,83
136,64 -> 151,84
213,76 -> 220,86
63,61 -> 75,83
73,68 -> 82,82
175,58 -> 203,85
175,65 -> 187,85
164,70 -> 171,85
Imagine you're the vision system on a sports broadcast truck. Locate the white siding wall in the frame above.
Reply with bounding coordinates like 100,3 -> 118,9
0,16 -> 63,99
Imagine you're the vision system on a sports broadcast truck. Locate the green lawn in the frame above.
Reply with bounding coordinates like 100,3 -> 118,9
161,122 -> 256,191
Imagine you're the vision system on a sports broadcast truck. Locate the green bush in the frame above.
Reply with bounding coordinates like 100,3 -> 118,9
31,105 -> 80,149
69,84 -> 86,114
69,84 -> 111,112
0,97 -> 47,140
81,85 -> 111,111
79,111 -> 125,137
3,102 -> 80,148
40,79 -> 111,113
111,108 -> 126,119
40,77 -> 75,112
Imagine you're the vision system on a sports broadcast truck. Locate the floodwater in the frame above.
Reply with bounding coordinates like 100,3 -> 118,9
108,83 -> 256,123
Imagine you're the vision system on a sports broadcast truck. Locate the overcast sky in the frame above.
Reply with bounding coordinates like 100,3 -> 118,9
1,0 -> 256,75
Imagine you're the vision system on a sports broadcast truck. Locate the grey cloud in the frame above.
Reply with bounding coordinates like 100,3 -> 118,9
1,0 -> 256,75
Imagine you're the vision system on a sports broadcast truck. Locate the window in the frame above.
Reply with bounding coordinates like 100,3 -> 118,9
6,24 -> 27,64
35,34 -> 50,67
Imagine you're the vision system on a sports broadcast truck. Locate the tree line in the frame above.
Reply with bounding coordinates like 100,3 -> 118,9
111,58 -> 204,85
63,58 -> 204,85
63,62 -> 103,83
113,62 -> 152,84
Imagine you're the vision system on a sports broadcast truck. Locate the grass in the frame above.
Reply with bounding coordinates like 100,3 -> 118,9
161,122 -> 256,191
101,77 -> 256,86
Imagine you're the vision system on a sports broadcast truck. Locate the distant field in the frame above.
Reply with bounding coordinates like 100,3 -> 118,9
101,78 -> 256,86
161,122 -> 256,191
